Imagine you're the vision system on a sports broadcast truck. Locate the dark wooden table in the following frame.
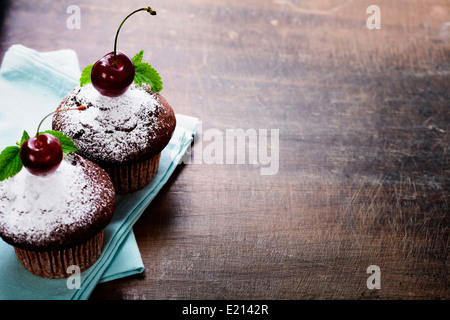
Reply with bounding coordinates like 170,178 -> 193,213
0,0 -> 448,300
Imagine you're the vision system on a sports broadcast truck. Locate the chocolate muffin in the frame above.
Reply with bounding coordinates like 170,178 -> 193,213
0,154 -> 116,278
52,83 -> 176,194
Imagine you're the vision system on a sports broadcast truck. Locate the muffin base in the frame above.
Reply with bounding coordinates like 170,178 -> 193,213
14,231 -> 104,279
104,152 -> 161,194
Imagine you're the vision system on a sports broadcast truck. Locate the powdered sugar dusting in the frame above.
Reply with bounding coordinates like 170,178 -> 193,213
53,84 -> 168,163
0,158 -> 111,246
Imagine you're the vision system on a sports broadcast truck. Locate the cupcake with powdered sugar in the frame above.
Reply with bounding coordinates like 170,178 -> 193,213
52,83 -> 176,194
53,7 -> 176,194
0,154 -> 116,278
0,108 -> 116,278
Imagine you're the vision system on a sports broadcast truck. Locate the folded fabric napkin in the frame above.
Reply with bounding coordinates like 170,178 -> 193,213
0,44 -> 198,299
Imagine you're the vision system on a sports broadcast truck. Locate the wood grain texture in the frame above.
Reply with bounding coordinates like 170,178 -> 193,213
0,0 -> 448,299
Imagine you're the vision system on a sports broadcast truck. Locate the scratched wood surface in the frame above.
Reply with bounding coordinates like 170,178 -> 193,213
0,0 -> 448,299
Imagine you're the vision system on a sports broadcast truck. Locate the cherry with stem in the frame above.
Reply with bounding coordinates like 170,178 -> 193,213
20,106 -> 86,177
91,7 -> 157,97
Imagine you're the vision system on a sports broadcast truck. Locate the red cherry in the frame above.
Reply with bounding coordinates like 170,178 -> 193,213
20,134 -> 63,176
90,7 -> 156,97
91,51 -> 135,97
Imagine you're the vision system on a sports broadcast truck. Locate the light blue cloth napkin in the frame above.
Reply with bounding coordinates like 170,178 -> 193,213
0,44 -> 199,299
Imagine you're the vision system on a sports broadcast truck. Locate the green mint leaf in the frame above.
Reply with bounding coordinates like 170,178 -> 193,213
42,130 -> 78,154
134,62 -> 163,92
20,130 -> 30,145
132,50 -> 144,65
80,63 -> 93,87
0,146 -> 22,181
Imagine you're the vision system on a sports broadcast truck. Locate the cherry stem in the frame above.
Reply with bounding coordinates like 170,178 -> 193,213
35,106 -> 86,146
113,6 -> 157,67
